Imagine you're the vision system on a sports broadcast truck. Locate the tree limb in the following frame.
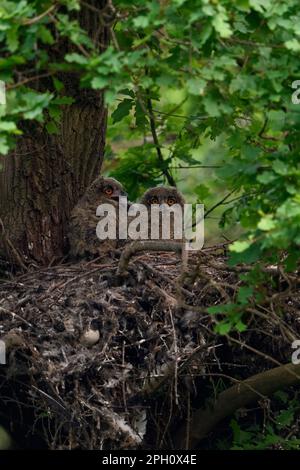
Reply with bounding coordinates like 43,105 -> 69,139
117,240 -> 183,275
174,362 -> 300,449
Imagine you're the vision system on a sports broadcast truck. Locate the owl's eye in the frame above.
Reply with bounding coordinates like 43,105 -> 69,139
150,196 -> 159,204
167,197 -> 176,206
104,186 -> 114,197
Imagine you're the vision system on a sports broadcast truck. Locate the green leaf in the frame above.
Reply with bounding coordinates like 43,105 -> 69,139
133,16 -> 149,28
257,172 -> 277,184
186,78 -> 206,96
235,320 -> 247,332
285,39 -> 300,51
65,53 -> 89,65
0,138 -> 9,155
273,160 -> 288,176
6,26 -> 19,52
276,409 -> 294,428
194,184 -> 210,200
258,216 -> 276,231
229,243 -> 262,265
230,240 -> 251,253
91,77 -> 109,89
111,99 -> 133,124
38,25 -> 54,45
52,78 -> 64,92
46,121 -> 59,134
237,286 -> 253,305
0,121 -> 17,132
216,322 -> 232,335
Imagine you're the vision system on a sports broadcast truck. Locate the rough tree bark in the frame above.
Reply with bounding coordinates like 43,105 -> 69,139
0,1 -> 109,265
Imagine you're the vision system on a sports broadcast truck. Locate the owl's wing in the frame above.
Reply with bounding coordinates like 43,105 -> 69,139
68,202 -> 118,257
68,206 -> 100,257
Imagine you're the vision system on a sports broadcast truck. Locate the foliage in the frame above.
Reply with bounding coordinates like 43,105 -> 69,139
0,0 -> 300,320
222,390 -> 300,450
0,425 -> 11,449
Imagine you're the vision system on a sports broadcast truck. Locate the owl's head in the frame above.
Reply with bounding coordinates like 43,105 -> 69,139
86,176 -> 127,202
140,186 -> 185,208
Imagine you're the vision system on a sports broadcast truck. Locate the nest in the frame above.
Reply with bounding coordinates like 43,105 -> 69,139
0,245 -> 299,449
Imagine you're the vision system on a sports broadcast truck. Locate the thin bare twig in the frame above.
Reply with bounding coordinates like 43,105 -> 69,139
147,97 -> 176,186
22,5 -> 57,26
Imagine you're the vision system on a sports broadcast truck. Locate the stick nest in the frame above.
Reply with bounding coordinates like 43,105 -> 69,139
0,245 -> 299,449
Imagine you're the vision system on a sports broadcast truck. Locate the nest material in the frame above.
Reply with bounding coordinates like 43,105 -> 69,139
0,246 -> 299,449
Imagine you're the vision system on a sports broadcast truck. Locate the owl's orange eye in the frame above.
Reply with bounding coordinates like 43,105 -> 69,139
150,197 -> 159,204
104,186 -> 113,196
167,197 -> 176,206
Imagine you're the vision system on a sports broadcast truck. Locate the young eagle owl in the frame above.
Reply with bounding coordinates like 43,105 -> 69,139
140,186 -> 185,241
68,176 -> 127,258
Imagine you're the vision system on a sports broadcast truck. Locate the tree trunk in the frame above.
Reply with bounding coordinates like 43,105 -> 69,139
0,1 -> 109,265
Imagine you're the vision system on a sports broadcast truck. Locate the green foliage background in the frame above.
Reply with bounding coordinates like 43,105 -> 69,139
1,0 -> 300,324
1,0 -> 299,268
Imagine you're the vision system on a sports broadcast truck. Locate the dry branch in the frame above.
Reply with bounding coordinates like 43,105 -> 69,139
117,240 -> 183,275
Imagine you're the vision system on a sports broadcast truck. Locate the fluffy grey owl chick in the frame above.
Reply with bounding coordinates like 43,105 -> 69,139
68,176 -> 127,258
140,186 -> 185,240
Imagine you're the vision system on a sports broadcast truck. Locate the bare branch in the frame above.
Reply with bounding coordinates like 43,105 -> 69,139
175,362 -> 300,449
117,240 -> 183,275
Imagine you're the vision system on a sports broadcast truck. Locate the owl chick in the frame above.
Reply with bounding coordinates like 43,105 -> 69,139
68,176 -> 127,258
140,186 -> 185,241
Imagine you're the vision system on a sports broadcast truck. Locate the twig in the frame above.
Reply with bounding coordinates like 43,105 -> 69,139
0,306 -> 32,328
190,189 -> 237,228
22,5 -> 57,25
147,97 -> 176,186
7,72 -> 56,90
204,189 -> 237,219
171,165 -> 222,169
138,260 -> 194,298
169,306 -> 179,405
226,38 -> 285,49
